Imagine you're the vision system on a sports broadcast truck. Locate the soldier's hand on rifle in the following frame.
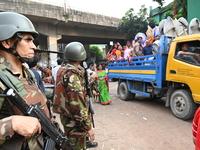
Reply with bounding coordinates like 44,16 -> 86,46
12,115 -> 41,139
88,128 -> 95,143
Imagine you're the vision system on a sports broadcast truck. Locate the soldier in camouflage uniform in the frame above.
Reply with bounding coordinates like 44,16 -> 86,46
53,42 -> 97,150
0,12 -> 50,149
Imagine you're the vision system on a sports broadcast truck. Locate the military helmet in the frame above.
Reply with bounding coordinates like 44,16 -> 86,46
64,42 -> 86,61
0,12 -> 38,41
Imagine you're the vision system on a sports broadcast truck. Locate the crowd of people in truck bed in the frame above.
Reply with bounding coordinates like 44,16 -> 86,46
107,36 -> 160,63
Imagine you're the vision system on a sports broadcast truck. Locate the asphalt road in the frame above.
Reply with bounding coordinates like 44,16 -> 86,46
90,81 -> 194,150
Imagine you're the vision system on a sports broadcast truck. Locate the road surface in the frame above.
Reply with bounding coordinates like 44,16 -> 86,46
91,81 -> 194,150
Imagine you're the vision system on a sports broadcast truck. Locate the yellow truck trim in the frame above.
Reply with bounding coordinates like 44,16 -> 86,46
109,70 -> 156,74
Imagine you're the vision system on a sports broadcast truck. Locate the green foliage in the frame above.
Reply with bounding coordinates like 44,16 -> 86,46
163,10 -> 174,19
89,45 -> 103,60
117,5 -> 156,41
172,0 -> 187,19
152,0 -> 165,6
154,0 -> 187,19
63,12 -> 70,19
164,0 -> 187,19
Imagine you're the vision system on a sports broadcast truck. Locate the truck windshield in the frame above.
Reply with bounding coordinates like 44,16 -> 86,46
175,40 -> 200,66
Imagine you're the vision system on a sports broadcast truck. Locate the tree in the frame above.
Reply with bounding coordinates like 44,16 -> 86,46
153,0 -> 187,19
117,5 -> 156,41
152,0 -> 165,6
89,45 -> 103,60
172,0 -> 187,19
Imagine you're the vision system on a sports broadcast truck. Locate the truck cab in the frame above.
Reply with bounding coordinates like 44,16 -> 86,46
166,34 -> 200,119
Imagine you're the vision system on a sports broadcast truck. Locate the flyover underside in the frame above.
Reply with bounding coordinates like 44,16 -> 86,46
58,35 -> 124,44
56,22 -> 125,44
32,19 -> 125,45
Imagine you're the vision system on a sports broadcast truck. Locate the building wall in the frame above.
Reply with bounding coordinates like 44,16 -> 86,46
188,0 -> 200,22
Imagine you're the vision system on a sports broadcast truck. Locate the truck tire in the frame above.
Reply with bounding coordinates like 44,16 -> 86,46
170,89 -> 197,120
119,82 -> 132,101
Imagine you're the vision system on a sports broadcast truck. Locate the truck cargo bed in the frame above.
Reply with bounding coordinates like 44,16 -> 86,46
108,54 -> 168,88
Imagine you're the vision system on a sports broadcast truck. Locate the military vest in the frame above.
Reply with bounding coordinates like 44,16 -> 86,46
0,68 -> 50,150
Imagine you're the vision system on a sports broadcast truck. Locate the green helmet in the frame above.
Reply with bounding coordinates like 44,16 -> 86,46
64,42 -> 86,61
0,12 -> 38,41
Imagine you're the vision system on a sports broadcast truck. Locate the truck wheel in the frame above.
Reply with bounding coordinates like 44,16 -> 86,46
170,89 -> 197,120
119,82 -> 132,101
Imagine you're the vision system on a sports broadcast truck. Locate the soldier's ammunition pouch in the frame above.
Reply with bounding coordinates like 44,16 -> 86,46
0,134 -> 44,150
0,134 -> 23,150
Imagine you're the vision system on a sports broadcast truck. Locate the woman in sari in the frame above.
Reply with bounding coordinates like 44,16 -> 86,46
96,64 -> 112,105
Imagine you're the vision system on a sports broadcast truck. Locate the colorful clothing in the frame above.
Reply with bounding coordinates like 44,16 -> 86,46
0,55 -> 50,150
116,50 -> 121,60
111,49 -> 117,60
107,53 -> 113,61
111,49 -> 117,55
96,70 -> 112,105
116,50 -> 121,57
192,107 -> 200,150
124,47 -> 133,60
53,63 -> 92,150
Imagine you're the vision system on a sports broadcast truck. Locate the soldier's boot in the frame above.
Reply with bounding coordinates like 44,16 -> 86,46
86,137 -> 98,149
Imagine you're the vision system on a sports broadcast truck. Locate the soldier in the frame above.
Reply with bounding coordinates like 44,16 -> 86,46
0,12 -> 50,149
53,42 -> 98,149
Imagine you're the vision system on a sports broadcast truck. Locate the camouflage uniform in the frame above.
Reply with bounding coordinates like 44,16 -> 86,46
0,55 -> 50,150
53,63 -> 94,150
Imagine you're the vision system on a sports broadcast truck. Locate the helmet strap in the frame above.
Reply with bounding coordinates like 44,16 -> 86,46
11,33 -> 34,63
10,33 -> 27,63
12,49 -> 34,64
0,35 -> 20,53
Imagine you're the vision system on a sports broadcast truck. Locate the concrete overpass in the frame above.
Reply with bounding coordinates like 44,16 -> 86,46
0,0 -> 126,66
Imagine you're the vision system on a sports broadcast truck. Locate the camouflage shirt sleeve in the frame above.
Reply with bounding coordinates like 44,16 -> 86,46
0,77 -> 14,140
0,116 -> 14,140
63,70 -> 91,131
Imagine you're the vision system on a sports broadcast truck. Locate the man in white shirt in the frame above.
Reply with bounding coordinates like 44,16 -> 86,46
87,62 -> 97,76
52,59 -> 63,83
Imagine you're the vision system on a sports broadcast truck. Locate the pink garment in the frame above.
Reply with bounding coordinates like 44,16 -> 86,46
124,48 -> 133,60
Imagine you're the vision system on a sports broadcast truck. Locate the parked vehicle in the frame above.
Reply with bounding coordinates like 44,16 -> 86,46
108,34 -> 200,120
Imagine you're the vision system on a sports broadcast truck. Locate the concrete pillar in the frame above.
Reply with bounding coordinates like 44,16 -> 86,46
38,35 -> 47,49
84,44 -> 90,61
48,35 -> 62,67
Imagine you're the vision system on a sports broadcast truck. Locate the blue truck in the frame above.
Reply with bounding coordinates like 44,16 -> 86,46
108,34 -> 200,120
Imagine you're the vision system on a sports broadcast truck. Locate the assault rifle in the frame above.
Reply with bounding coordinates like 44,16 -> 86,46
83,62 -> 95,127
92,81 -> 104,101
0,69 -> 74,150
93,81 -> 100,95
